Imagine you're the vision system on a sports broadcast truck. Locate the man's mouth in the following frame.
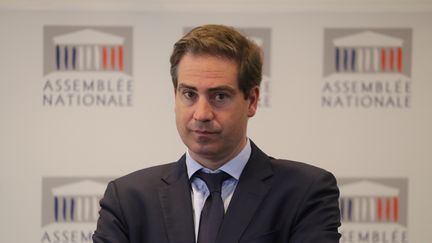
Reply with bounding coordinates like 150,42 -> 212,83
194,130 -> 217,135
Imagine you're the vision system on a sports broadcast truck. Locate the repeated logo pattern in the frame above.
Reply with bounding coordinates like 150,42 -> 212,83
322,28 -> 412,109
53,29 -> 125,72
338,178 -> 408,227
333,31 -> 405,74
42,26 -> 133,107
51,180 -> 105,223
42,178 -> 110,226
323,28 -> 412,77
44,26 -> 133,76
339,180 -> 400,224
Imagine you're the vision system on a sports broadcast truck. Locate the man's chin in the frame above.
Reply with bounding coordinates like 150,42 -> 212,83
189,143 -> 219,158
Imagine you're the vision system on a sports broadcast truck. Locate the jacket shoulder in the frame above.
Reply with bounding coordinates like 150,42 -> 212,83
269,158 -> 336,182
113,162 -> 178,191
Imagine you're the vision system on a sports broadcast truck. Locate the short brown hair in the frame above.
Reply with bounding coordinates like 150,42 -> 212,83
170,24 -> 262,98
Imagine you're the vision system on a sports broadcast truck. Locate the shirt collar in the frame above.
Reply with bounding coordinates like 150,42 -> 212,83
186,138 -> 251,180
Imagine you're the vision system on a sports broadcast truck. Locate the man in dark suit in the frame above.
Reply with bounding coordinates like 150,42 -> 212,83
93,24 -> 341,243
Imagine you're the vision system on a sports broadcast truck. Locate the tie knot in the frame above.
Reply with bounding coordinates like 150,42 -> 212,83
194,170 -> 231,193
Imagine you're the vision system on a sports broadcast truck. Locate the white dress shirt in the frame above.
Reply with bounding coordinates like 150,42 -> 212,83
185,139 -> 251,240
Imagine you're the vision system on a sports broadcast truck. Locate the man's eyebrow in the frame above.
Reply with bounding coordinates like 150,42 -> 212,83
177,84 -> 237,93
177,83 -> 197,91
208,85 -> 237,94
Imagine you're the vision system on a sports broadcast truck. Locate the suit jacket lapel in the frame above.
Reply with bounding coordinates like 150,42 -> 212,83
217,142 -> 274,243
158,156 -> 196,243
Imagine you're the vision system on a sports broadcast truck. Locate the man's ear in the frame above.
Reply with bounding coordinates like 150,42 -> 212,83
247,86 -> 260,117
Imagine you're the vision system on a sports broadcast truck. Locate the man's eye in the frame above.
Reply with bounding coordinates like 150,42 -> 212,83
183,91 -> 196,100
215,93 -> 227,101
212,93 -> 231,105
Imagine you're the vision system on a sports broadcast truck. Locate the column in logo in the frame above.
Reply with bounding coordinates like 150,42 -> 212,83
53,29 -> 125,72
51,180 -> 106,223
339,180 -> 399,223
333,31 -> 404,73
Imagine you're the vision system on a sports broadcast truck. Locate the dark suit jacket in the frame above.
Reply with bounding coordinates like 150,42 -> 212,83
93,142 -> 341,243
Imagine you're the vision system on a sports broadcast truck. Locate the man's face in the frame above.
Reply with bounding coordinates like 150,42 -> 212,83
175,53 -> 259,168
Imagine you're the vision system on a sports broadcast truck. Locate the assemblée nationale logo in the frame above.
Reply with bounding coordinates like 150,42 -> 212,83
40,177 -> 112,243
322,29 -> 412,108
42,26 -> 133,107
338,178 -> 408,243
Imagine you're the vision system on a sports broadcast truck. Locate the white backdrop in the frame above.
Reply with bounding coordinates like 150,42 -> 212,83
0,9 -> 431,243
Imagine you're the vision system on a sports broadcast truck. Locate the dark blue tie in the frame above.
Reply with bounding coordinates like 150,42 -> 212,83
194,170 -> 231,243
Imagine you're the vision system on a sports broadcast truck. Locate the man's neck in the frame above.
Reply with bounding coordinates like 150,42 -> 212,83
189,138 -> 248,170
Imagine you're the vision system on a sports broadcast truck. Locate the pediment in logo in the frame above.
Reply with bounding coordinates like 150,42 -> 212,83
52,180 -> 106,196
340,180 -> 399,197
333,31 -> 403,47
53,29 -> 124,45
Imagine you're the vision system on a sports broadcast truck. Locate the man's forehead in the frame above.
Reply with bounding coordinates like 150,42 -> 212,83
177,53 -> 240,91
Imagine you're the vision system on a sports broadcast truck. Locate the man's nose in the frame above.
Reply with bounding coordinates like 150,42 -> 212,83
193,97 -> 214,122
